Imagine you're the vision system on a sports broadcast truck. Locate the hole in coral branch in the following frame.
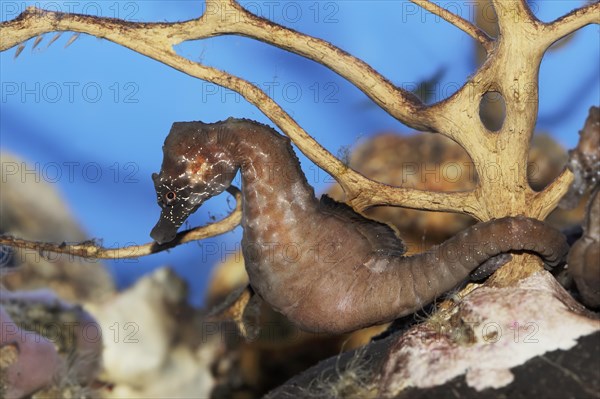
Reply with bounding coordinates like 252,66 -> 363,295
479,91 -> 506,132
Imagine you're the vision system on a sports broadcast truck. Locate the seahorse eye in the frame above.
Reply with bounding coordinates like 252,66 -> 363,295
165,191 -> 177,204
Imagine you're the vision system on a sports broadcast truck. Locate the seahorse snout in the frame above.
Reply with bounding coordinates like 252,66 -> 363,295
150,218 -> 178,245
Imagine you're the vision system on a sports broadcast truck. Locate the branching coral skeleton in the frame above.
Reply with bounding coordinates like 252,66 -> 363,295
0,1 -> 598,278
0,187 -> 242,259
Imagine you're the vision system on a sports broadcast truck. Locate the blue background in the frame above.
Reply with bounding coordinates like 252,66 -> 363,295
1,1 -> 598,305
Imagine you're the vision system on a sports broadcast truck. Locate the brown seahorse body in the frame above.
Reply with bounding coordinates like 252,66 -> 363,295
562,106 -> 600,308
150,119 -> 568,334
568,187 -> 600,307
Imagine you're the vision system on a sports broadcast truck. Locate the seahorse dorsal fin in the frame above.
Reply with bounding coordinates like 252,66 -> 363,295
319,194 -> 406,255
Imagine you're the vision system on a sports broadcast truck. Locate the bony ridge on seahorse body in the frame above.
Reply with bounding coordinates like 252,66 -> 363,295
150,118 -> 569,334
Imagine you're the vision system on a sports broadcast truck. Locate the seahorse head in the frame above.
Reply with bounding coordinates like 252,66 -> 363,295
150,121 -> 238,244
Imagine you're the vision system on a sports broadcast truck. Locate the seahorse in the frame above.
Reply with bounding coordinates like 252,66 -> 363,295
150,119 -> 568,334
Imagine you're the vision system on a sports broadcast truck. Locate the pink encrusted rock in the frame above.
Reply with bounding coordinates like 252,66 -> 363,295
380,271 -> 600,396
0,306 -> 62,399
0,288 -> 102,384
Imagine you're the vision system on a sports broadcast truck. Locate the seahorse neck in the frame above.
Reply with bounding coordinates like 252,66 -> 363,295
228,124 -> 319,240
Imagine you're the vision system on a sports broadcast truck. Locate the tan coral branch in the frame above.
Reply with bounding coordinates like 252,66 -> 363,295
0,4 -> 432,131
539,1 -> 600,48
0,187 -> 242,260
533,168 -> 575,219
0,5 -> 477,215
491,0 -> 540,34
0,0 -> 597,224
205,0 -> 432,130
410,0 -> 494,52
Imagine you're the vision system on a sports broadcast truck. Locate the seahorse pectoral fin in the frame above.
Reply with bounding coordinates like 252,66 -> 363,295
206,284 -> 261,340
318,194 -> 407,255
